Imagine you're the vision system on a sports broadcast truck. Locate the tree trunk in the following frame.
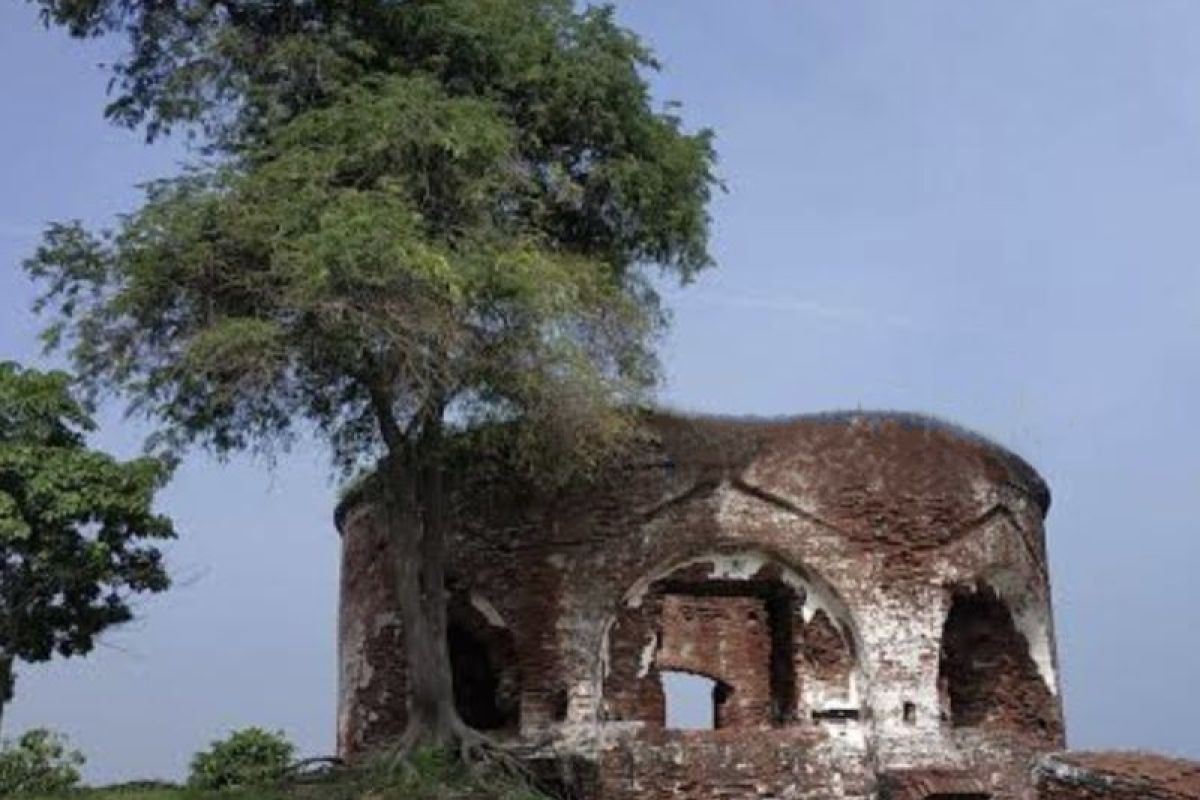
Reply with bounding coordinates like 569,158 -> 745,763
385,441 -> 465,749
0,654 -> 13,735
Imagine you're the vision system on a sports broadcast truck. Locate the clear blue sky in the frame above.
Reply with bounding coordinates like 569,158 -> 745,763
2,0 -> 1199,782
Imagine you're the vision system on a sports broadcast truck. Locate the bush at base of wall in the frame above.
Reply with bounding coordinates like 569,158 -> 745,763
188,729 -> 294,791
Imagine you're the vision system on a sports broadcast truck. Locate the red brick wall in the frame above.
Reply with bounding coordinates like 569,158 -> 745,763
657,594 -> 773,728
337,412 -> 1066,799
1036,754 -> 1200,800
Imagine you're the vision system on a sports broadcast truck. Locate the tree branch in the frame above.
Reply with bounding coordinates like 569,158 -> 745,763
366,380 -> 404,454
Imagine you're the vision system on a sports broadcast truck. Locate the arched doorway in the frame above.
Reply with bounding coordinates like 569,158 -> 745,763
938,584 -> 1059,739
447,595 -> 520,731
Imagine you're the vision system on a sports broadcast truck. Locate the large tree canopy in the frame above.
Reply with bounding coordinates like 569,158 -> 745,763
26,0 -> 718,750
0,362 -> 173,730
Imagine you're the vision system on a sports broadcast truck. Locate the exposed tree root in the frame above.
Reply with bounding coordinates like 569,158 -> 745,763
390,719 -> 535,786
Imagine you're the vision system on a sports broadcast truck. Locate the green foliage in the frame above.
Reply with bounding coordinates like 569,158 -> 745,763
0,362 -> 174,707
0,728 -> 85,796
26,0 -> 719,482
26,0 -> 717,745
187,729 -> 294,791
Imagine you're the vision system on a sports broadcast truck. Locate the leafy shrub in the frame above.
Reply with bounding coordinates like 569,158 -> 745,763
0,728 -> 85,796
188,728 -> 294,790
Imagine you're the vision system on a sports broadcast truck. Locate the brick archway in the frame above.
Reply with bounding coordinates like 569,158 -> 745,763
600,549 -> 863,729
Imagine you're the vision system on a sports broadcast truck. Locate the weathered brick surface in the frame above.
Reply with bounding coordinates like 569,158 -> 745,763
940,586 -> 1061,743
336,412 -> 1077,798
656,595 -> 771,727
1035,753 -> 1200,800
336,506 -> 406,755
597,728 -> 871,800
878,767 -> 993,799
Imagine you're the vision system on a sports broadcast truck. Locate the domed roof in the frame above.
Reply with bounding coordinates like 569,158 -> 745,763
643,410 -> 1050,555
648,409 -> 1049,509
336,410 -> 1051,543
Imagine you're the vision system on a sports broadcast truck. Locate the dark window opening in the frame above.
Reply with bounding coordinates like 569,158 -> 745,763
903,701 -> 917,724
765,589 -> 798,723
940,589 -> 1009,727
447,610 -> 520,731
550,686 -> 570,722
938,586 -> 1057,737
811,708 -> 860,721
662,670 -> 730,730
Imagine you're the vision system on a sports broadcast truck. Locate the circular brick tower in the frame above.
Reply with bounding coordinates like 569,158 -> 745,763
336,412 -> 1063,800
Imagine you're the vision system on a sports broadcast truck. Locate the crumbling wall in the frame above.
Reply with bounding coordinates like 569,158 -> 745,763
596,729 -> 874,800
336,411 -> 1065,799
656,594 -> 771,728
878,767 -> 995,799
939,585 -> 1061,742
336,505 -> 407,755
1036,753 -> 1200,800
600,552 -> 862,731
603,593 -> 666,725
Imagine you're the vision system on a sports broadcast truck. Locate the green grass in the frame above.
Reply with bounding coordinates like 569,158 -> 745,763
25,751 -> 550,800
35,788 -> 273,800
80,790 -> 238,800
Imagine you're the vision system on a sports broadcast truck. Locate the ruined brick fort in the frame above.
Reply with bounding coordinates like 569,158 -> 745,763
335,412 -> 1200,799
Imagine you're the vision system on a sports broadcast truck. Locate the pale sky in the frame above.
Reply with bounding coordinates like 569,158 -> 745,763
2,0 -> 1199,782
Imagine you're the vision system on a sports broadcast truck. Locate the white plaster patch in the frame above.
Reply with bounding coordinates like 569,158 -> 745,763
985,570 -> 1058,692
636,632 -> 658,679
469,592 -> 507,628
1037,755 -> 1117,790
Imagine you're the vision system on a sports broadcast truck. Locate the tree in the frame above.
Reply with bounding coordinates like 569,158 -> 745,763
26,0 -> 718,751
0,362 -> 173,730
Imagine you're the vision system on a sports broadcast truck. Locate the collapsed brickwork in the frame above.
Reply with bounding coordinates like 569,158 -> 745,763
334,411 -> 1196,799
1034,753 -> 1200,800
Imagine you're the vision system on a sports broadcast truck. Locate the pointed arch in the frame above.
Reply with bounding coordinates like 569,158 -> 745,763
937,583 -> 1060,740
600,548 -> 864,728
